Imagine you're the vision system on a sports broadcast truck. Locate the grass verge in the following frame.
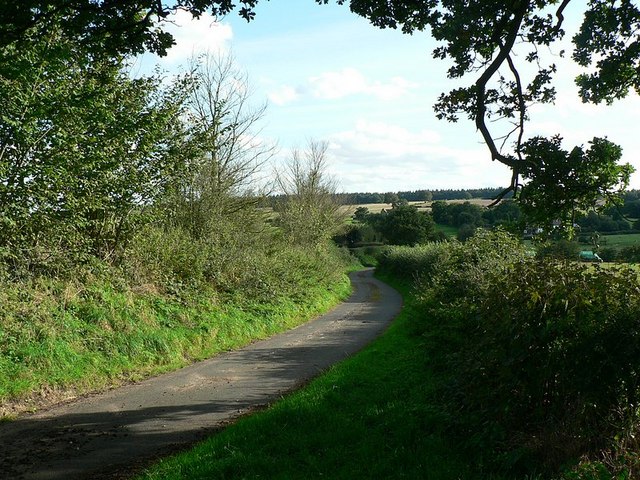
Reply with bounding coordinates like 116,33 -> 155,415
0,273 -> 351,418
134,274 -> 473,480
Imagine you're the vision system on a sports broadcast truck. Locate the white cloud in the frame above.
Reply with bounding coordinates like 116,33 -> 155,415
268,85 -> 301,106
157,10 -> 233,65
308,68 -> 366,99
309,68 -> 418,100
324,120 -> 512,192
329,119 -> 440,162
368,76 -> 419,101
266,68 -> 418,106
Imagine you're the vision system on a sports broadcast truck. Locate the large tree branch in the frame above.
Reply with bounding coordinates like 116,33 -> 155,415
505,53 -> 525,162
474,1 -> 529,170
554,0 -> 572,33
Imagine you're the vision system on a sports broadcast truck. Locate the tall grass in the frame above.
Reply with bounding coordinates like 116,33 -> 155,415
0,226 -> 353,417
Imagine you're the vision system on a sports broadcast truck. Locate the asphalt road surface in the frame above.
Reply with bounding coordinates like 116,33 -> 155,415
0,269 -> 402,480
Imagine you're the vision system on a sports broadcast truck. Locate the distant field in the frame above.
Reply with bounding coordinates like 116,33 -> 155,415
339,202 -> 422,215
594,233 -> 640,249
340,198 -> 494,216
443,198 -> 496,207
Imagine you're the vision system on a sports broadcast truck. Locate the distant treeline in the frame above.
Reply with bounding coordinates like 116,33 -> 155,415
335,188 -> 512,205
268,188 -> 640,209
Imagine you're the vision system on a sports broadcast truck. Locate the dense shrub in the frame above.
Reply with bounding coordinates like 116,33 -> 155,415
536,239 -> 581,260
456,223 -> 476,241
332,223 -> 379,247
0,225 -> 352,411
376,242 -> 451,282
349,245 -> 387,267
124,223 -> 349,303
618,245 -> 640,263
380,230 -> 640,476
598,246 -> 619,262
439,261 -> 640,472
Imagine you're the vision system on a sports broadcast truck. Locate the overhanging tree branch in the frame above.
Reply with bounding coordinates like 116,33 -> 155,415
474,2 -> 528,171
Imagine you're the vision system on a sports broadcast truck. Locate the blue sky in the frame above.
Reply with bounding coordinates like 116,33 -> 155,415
136,1 -> 640,193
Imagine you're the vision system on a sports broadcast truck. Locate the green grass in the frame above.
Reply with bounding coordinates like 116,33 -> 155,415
434,223 -> 458,238
0,274 -> 351,416
135,274 -> 474,480
592,232 -> 640,249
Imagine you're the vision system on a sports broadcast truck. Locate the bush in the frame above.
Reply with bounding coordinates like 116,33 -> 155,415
536,239 -> 581,260
598,246 -> 618,262
380,230 -> 640,476
618,245 -> 640,263
458,262 -> 640,473
349,245 -> 387,267
0,224 -> 353,412
332,223 -> 378,247
376,242 -> 451,282
456,223 -> 476,241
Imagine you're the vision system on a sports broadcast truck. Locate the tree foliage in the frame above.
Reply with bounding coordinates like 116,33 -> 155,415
518,135 -> 633,235
274,140 -> 346,246
166,51 -> 275,240
0,28 -> 187,272
329,0 -> 638,228
377,203 -> 436,246
0,1 -> 260,58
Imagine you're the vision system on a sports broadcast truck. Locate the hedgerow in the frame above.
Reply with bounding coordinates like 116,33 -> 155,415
378,230 -> 640,478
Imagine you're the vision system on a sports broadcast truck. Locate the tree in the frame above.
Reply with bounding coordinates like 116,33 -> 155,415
274,140 -> 346,246
383,192 -> 400,204
518,136 -> 633,236
431,201 -> 453,225
168,51 -> 275,239
0,27 -> 187,271
482,199 -> 522,230
352,206 -> 371,223
329,0 -> 637,228
0,1 -> 260,58
378,203 -> 435,246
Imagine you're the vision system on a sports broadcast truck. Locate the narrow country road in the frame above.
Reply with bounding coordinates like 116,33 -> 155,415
0,269 -> 402,480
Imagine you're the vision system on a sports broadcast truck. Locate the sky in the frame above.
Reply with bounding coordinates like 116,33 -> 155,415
135,1 -> 640,194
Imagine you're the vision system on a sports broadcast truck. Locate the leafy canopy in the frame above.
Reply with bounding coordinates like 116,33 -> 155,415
0,24 -> 189,272
3,1 -> 639,230
0,1 -> 260,57
377,202 -> 436,246
518,135 -> 633,236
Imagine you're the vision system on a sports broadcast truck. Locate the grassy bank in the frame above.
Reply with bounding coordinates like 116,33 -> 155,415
0,240 -> 353,418
135,274 -> 473,480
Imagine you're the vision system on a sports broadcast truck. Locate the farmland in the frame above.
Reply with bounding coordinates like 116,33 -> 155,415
339,198 -> 495,216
